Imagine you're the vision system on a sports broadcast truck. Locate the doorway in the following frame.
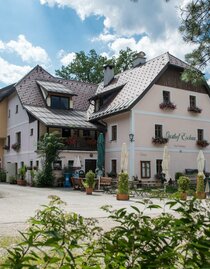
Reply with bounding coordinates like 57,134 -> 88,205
85,159 -> 96,174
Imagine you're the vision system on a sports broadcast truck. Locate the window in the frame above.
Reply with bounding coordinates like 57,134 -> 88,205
111,125 -> 117,141
68,160 -> 74,167
156,159 -> 162,175
16,132 -> 21,145
51,96 -> 69,109
15,105 -> 18,114
62,128 -> 71,137
36,160 -> 39,169
163,91 -> 170,103
53,160 -> 62,170
141,161 -> 151,178
197,129 -> 204,141
83,130 -> 90,137
7,135 -> 10,149
190,96 -> 196,107
155,124 -> 162,138
30,161 -> 33,169
111,160 -> 117,175
21,161 -> 24,168
8,109 -> 10,118
30,128 -> 33,136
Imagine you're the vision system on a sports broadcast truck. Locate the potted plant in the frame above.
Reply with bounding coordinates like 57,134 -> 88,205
117,172 -> 129,201
178,176 -> 190,200
196,174 -> 206,199
17,165 -> 27,186
9,176 -> 17,184
83,170 -> 95,195
30,169 -> 36,187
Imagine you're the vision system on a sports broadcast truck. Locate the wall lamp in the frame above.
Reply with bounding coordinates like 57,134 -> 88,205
129,133 -> 135,142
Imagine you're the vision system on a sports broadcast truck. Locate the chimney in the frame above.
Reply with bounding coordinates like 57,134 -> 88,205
132,51 -> 146,68
103,64 -> 114,86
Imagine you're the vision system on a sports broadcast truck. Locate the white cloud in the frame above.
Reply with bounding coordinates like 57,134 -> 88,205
92,33 -> 116,43
0,57 -> 31,84
40,0 -> 182,38
207,78 -> 210,86
57,50 -> 76,65
108,30 -> 197,62
0,35 -> 50,65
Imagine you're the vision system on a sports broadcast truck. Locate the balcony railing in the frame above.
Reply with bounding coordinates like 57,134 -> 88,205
63,136 -> 97,151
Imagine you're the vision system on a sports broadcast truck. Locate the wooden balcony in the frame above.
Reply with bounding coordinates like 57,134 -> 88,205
63,136 -> 97,151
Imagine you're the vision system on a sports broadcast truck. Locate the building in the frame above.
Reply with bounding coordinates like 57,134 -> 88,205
89,52 -> 210,181
0,65 -> 104,181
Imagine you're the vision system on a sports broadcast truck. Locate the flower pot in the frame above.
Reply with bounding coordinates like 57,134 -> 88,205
117,193 -> 129,201
86,187 -> 93,195
196,192 -> 206,199
180,192 -> 187,200
17,179 -> 27,186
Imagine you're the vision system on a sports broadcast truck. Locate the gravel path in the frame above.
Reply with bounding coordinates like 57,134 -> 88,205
0,183 -> 173,236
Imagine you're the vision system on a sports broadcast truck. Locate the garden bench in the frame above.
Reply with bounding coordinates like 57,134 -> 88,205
99,177 -> 112,192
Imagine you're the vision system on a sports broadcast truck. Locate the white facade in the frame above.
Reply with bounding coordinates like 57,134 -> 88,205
104,84 -> 210,180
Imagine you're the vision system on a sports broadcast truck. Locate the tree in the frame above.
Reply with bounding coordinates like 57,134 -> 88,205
55,48 -> 137,84
179,0 -> 210,84
37,132 -> 64,186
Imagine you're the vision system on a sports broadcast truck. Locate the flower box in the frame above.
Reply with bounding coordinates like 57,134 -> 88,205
188,106 -> 202,113
152,137 -> 168,145
196,140 -> 209,148
12,143 -> 20,151
3,145 -> 9,150
159,102 -> 176,110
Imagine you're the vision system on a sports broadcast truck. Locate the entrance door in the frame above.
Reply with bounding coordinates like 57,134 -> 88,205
6,163 -> 16,182
85,159 -> 97,174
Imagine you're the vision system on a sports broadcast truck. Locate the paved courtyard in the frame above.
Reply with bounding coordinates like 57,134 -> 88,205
0,183 -> 175,236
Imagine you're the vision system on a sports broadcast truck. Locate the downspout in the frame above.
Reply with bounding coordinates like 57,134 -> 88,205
129,110 -> 135,178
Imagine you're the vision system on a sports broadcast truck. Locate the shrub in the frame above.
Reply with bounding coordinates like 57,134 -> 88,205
0,169 -> 6,182
178,176 -> 190,192
2,197 -> 210,269
175,172 -> 183,180
9,176 -> 16,184
83,170 -> 95,188
196,174 -> 204,192
118,172 -> 129,194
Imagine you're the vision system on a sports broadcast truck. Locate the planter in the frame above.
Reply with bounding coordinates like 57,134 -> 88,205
180,192 -> 187,200
17,179 -> 27,186
117,193 -> 129,201
86,187 -> 93,195
196,192 -> 206,199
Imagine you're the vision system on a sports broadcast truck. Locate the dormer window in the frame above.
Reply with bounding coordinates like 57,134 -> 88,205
51,96 -> 69,110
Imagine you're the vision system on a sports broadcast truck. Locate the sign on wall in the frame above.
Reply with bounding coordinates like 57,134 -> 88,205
165,131 -> 196,142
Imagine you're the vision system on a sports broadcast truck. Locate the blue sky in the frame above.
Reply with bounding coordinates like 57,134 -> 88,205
0,0 -> 209,87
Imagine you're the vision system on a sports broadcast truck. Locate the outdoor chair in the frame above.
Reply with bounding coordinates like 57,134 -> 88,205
99,177 -> 112,192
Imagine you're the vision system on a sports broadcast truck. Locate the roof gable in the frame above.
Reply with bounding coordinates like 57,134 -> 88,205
89,52 -> 209,120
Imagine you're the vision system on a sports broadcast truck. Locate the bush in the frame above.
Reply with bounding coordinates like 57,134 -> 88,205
175,172 -> 183,180
118,172 -> 129,194
178,176 -> 190,192
83,170 -> 95,188
0,169 -> 6,182
2,197 -> 210,269
36,168 -> 54,187
196,174 -> 204,192
9,176 -> 16,184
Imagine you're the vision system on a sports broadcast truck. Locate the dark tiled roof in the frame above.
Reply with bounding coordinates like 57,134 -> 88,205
0,83 -> 16,101
14,65 -> 97,111
24,105 -> 99,129
89,52 -> 191,120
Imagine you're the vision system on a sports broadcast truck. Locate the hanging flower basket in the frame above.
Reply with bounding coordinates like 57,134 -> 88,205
159,102 -> 176,110
152,137 -> 168,145
188,106 -> 202,113
12,143 -> 20,151
196,140 -> 209,148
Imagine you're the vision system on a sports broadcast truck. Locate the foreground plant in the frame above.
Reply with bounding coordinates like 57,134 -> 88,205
2,197 -> 210,268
